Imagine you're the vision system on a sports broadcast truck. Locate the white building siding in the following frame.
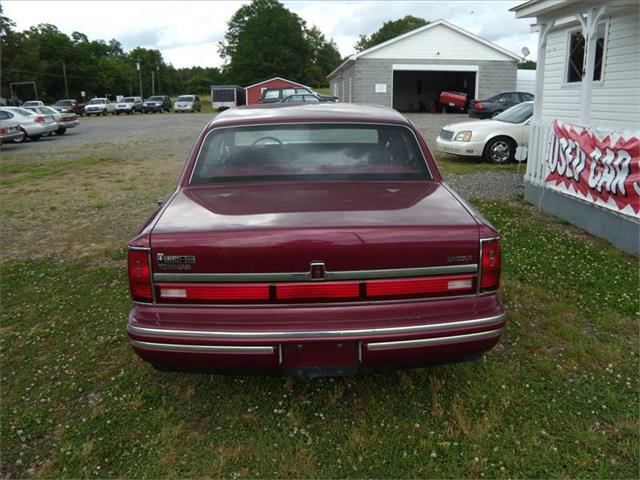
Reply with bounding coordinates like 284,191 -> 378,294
590,9 -> 640,127
538,26 -> 582,123
537,7 -> 640,129
361,23 -> 514,61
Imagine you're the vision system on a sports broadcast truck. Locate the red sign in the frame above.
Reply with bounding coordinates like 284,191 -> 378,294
545,120 -> 640,217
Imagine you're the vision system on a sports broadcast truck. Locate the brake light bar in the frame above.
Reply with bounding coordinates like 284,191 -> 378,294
155,273 -> 477,303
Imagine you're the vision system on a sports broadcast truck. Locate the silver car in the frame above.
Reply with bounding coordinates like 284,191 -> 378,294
174,95 -> 201,112
0,110 -> 25,147
0,107 -> 58,142
25,105 -> 80,135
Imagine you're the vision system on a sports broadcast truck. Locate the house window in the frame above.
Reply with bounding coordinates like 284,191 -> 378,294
566,23 -> 606,83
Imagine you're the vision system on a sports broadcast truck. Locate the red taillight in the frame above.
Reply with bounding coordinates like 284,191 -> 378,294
33,116 -> 45,123
277,281 -> 360,300
474,102 -> 484,109
0,127 -> 5,134
480,239 -> 501,291
367,274 -> 474,298
159,283 -> 269,302
128,249 -> 152,301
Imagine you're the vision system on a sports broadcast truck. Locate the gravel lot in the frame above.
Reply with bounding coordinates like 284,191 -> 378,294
0,111 -> 214,152
2,110 -> 522,200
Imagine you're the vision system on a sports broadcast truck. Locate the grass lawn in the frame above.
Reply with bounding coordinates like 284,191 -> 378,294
0,141 -> 638,478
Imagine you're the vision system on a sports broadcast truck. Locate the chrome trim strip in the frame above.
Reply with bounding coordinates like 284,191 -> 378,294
128,246 -> 150,252
130,339 -> 274,354
127,312 -> 506,340
153,264 -> 478,283
366,328 -> 503,351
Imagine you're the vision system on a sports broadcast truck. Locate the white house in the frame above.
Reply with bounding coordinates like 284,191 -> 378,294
512,0 -> 640,254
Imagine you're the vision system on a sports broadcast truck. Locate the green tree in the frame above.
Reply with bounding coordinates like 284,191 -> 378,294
355,15 -> 429,52
305,26 -> 341,87
518,59 -> 537,70
219,0 -> 311,86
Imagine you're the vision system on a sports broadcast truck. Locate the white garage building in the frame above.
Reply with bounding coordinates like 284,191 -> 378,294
327,19 -> 521,112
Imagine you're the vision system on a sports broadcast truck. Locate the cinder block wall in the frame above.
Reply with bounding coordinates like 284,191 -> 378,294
345,58 -> 517,106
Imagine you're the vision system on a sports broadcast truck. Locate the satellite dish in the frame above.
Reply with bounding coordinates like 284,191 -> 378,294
521,46 -> 530,58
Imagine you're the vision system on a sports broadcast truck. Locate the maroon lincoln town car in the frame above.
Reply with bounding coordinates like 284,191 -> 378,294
126,103 -> 505,376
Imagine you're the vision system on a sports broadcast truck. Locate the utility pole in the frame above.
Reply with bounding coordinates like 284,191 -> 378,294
156,65 -> 161,94
136,60 -> 143,98
62,62 -> 69,99
151,70 -> 155,96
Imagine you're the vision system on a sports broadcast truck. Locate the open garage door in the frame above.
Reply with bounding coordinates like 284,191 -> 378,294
392,65 -> 477,113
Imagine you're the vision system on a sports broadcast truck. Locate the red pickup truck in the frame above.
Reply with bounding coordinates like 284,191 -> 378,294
126,103 -> 505,377
439,91 -> 468,113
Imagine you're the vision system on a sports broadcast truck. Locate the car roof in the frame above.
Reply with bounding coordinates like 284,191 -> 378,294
209,103 -> 411,128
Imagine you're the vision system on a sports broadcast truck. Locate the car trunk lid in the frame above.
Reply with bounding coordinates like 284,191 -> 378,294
149,181 -> 480,277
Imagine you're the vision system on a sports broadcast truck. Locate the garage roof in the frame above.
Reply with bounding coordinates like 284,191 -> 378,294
328,19 -> 521,79
244,77 -> 309,90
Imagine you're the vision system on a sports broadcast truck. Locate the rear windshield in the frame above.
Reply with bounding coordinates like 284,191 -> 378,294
122,97 -> 136,102
263,90 -> 280,100
190,124 -> 430,184
177,95 -> 194,102
494,102 -> 533,124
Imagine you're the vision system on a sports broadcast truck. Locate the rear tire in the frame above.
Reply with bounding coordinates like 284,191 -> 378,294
55,128 -> 66,135
483,137 -> 515,164
30,135 -> 41,142
13,129 -> 28,143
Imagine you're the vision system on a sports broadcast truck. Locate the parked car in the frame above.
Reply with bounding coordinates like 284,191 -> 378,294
437,101 -> 533,164
468,92 -> 534,119
84,98 -> 115,116
22,100 -> 45,108
115,96 -> 143,115
280,93 -> 322,103
0,106 -> 58,142
0,109 -> 25,146
25,105 -> 79,135
174,95 -> 201,113
142,95 -> 171,113
439,91 -> 468,113
126,103 -> 505,376
262,87 -> 336,104
54,99 -> 85,116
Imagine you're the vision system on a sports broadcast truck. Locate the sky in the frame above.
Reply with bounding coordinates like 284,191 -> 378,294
3,1 -> 537,68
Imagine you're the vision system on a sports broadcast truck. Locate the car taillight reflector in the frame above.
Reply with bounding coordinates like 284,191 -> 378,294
276,281 -> 360,300
34,116 -> 45,123
480,239 -> 501,291
474,102 -> 484,109
367,274 -> 474,298
128,249 -> 152,301
0,127 -> 5,134
159,283 -> 270,301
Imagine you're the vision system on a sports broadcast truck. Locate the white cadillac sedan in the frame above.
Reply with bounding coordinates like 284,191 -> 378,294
436,101 -> 533,164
